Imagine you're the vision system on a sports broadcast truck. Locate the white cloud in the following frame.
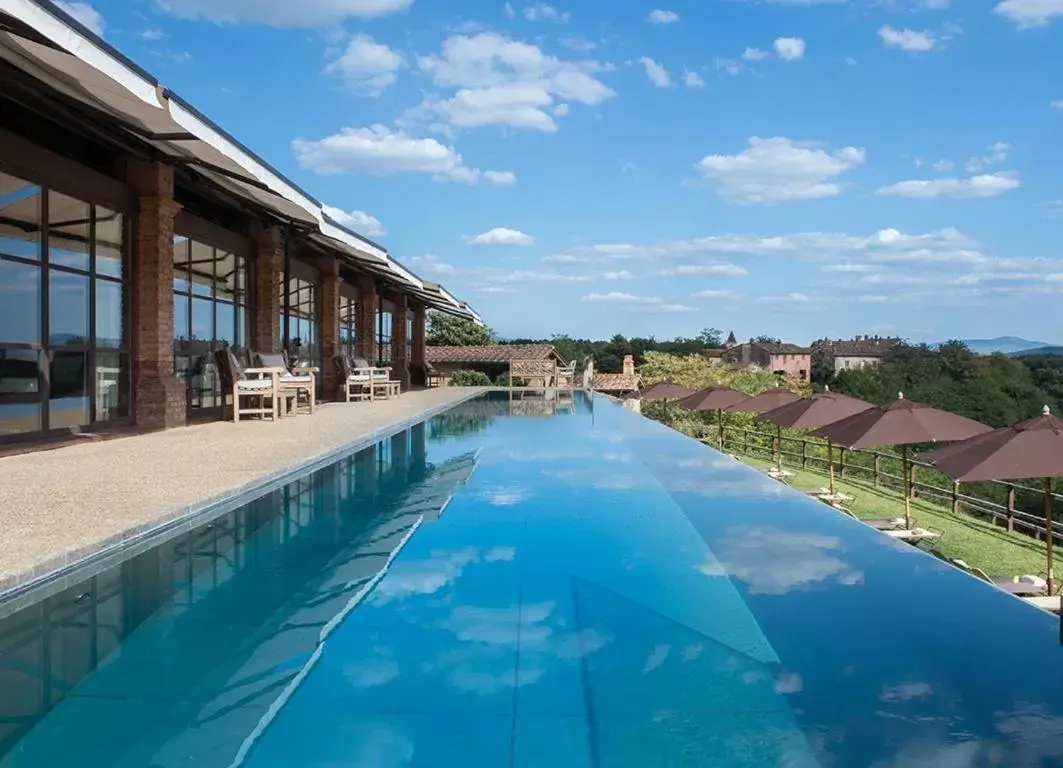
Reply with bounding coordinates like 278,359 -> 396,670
505,2 -> 515,17
931,159 -> 955,171
639,56 -> 672,87
694,137 -> 866,204
156,0 -> 413,26
407,254 -> 457,275
487,270 -> 590,283
994,0 -> 1063,27
581,293 -> 697,312
683,69 -> 706,87
553,103 -> 570,116
602,270 -> 633,279
324,34 -> 404,96
875,172 -> 1020,199
878,26 -> 937,52
844,56 -> 857,66
965,141 -> 1010,172
755,292 -> 819,305
621,161 -> 637,174
647,9 -> 680,23
55,2 -> 104,36
560,36 -> 596,52
463,227 -> 535,245
139,28 -> 165,40
862,273 -> 929,285
321,206 -> 387,237
293,124 -> 514,184
659,263 -> 748,277
859,294 -> 890,303
773,37 -> 805,60
412,33 -> 614,132
1052,100 -> 1063,110
822,262 -> 873,273
543,253 -> 590,263
483,170 -> 517,185
693,289 -> 741,299
522,3 -> 570,22
743,47 -> 770,61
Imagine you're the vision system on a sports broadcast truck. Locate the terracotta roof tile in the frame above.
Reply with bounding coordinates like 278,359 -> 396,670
425,345 -> 561,364
592,373 -> 641,392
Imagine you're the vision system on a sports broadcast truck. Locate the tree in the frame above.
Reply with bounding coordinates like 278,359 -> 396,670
697,328 -> 724,347
426,311 -> 493,346
754,335 -> 782,344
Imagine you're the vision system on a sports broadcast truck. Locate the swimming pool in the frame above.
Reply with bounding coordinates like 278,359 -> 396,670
1,391 -> 1062,766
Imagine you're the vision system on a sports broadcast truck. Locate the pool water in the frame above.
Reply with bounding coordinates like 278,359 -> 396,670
2,391 -> 1063,767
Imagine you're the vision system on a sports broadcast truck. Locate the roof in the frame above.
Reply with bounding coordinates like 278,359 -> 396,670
815,337 -> 901,358
758,342 -> 812,355
425,345 -> 562,364
592,373 -> 642,392
725,330 -> 738,345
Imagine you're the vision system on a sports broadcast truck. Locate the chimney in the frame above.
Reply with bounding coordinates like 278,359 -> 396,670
622,355 -> 634,377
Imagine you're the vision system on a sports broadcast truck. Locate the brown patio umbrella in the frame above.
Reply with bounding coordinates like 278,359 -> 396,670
641,381 -> 696,400
924,405 -> 1063,592
728,388 -> 802,469
812,393 -> 991,527
756,387 -> 873,492
678,387 -> 749,449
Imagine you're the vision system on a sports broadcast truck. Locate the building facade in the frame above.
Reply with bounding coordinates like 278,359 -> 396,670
812,336 -> 900,375
0,2 -> 479,443
721,342 -> 812,381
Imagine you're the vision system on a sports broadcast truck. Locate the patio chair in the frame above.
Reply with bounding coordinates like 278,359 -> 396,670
424,361 -> 444,388
334,354 -> 372,402
765,467 -> 794,484
350,356 -> 401,400
832,504 -> 907,531
555,361 -> 577,388
213,348 -> 282,423
254,351 -> 316,415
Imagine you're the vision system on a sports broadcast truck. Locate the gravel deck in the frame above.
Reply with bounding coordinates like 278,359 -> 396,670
0,388 -> 475,595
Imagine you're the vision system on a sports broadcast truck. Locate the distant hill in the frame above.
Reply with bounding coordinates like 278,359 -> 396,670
941,337 -> 1053,355
1010,346 -> 1063,357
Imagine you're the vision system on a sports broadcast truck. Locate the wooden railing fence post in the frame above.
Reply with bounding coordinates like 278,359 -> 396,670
1007,486 -> 1016,532
952,481 -> 961,515
873,454 -> 880,487
801,439 -> 807,469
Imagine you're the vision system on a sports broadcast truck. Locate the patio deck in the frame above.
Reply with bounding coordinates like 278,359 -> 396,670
0,388 -> 477,597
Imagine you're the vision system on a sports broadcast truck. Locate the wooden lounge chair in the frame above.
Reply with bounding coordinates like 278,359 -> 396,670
254,351 -> 316,415
930,551 -> 1059,611
424,361 -> 444,388
350,356 -> 401,400
334,354 -> 372,402
832,504 -> 908,531
883,527 -> 941,545
214,348 -> 282,423
765,467 -> 795,484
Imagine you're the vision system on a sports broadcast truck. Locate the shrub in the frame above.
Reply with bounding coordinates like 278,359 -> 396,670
451,369 -> 493,387
494,373 -> 526,386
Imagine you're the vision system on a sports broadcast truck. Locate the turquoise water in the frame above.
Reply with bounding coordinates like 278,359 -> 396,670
2,391 -> 1063,767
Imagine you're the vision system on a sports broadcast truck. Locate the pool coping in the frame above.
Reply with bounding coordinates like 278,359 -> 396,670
0,388 -> 486,617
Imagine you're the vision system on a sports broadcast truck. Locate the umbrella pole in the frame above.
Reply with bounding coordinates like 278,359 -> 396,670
903,445 -> 912,529
828,439 -> 835,495
776,425 -> 782,471
1046,477 -> 1055,595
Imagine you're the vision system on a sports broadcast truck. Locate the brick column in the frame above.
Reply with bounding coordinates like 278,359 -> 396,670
250,224 -> 283,355
356,277 -> 378,363
411,301 -> 426,385
129,160 -> 185,429
391,294 -> 409,390
319,256 -> 341,398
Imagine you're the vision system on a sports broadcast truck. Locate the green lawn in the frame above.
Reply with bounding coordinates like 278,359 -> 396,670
733,450 -> 1060,579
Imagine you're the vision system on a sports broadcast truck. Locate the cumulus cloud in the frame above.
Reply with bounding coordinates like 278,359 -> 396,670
742,47 -> 770,61
582,293 -> 695,312
693,289 -> 741,299
156,0 -> 412,26
560,36 -> 596,52
647,9 -> 680,23
965,141 -> 1010,173
411,33 -> 614,133
602,270 -> 633,279
682,69 -> 706,87
321,205 -> 387,237
993,0 -> 1063,27
407,254 -> 456,275
292,124 -> 514,184
324,34 -> 404,96
463,227 -> 535,245
875,172 -> 1020,199
878,26 -> 937,51
639,56 -> 672,87
55,1 -> 105,35
773,37 -> 805,60
694,137 -> 866,204
522,3 -> 570,22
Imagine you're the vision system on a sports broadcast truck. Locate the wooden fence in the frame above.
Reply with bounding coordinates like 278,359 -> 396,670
707,425 -> 1063,547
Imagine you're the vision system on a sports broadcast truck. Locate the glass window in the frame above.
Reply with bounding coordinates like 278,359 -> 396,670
0,174 -> 41,262
339,296 -> 357,356
376,310 -> 392,366
49,271 -> 89,347
0,260 -> 40,344
48,192 -> 90,271
94,351 -> 129,422
96,208 -> 124,279
49,351 -> 89,429
173,236 -> 190,293
96,279 -> 124,349
285,276 -> 317,366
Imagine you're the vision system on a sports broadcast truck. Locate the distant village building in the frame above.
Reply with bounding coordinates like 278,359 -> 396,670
813,336 -> 900,375
705,330 -> 738,366
592,355 -> 642,397
721,339 -> 812,382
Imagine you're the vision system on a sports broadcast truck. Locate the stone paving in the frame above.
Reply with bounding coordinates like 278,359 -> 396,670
0,388 -> 475,594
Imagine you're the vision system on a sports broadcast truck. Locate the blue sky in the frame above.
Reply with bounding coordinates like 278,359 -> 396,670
57,0 -> 1063,344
